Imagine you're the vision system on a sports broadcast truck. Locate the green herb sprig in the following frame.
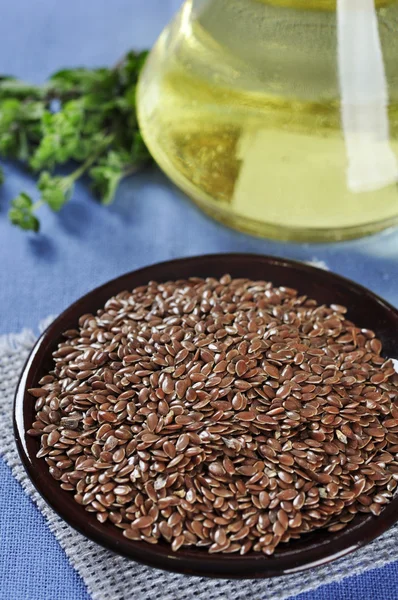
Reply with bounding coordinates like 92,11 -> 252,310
0,50 -> 152,231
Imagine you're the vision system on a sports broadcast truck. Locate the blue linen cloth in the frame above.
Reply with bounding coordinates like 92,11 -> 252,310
0,1 -> 398,598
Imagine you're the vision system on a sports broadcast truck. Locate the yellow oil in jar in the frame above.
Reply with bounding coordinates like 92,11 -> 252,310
137,0 -> 398,241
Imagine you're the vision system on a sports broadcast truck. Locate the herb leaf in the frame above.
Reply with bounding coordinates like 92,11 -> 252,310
37,171 -> 73,211
90,150 -> 130,205
8,192 -> 40,232
30,100 -> 85,171
0,49 -> 153,232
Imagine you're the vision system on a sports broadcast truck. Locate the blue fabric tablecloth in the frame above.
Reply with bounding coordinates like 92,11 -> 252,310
1,1 -> 398,599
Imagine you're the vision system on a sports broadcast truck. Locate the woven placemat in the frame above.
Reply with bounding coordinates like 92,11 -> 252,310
1,319 -> 398,600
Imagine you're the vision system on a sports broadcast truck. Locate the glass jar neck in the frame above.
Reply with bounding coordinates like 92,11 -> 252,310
258,0 -> 395,10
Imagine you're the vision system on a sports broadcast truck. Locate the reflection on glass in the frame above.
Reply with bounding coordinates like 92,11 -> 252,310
137,0 -> 398,241
338,0 -> 398,193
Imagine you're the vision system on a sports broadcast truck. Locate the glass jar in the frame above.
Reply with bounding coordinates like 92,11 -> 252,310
137,0 -> 398,241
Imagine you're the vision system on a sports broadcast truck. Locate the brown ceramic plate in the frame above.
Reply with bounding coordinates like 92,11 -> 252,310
14,254 -> 398,578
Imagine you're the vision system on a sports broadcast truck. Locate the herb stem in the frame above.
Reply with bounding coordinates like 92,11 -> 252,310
31,199 -> 44,212
69,136 -> 112,183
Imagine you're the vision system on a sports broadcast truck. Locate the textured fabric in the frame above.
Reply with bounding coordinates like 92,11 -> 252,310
0,460 -> 90,600
295,566 -> 398,600
1,323 -> 398,600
